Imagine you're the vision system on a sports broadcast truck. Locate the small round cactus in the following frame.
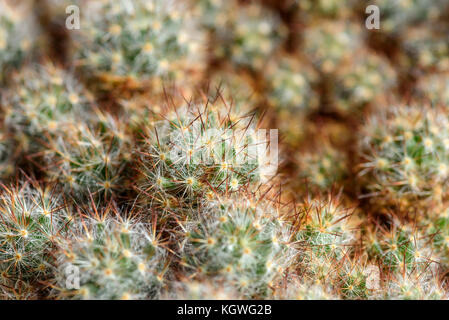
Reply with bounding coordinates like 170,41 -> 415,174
0,1 -> 37,82
303,21 -> 362,74
333,50 -> 396,114
73,0 -> 205,90
298,143 -> 348,190
0,182 -> 71,297
137,100 -> 264,211
364,221 -> 436,273
212,3 -> 287,71
402,27 -> 449,73
3,63 -> 93,148
265,56 -> 318,113
297,0 -> 354,19
54,212 -> 168,300
416,74 -> 449,107
385,269 -> 446,299
181,191 -> 298,298
43,115 -> 131,200
424,207 -> 449,265
359,105 -> 449,208
296,195 -> 357,263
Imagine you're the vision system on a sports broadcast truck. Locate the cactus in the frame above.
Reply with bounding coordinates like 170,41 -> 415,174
0,1 -> 37,82
359,105 -> 449,208
137,100 -> 264,212
364,220 -> 436,272
416,74 -> 449,107
54,210 -> 168,300
385,268 -> 446,299
211,2 -> 287,71
303,22 -> 362,74
402,27 -> 449,73
333,50 -> 396,115
42,114 -> 131,201
73,0 -> 204,90
372,0 -> 447,34
3,63 -> 93,150
265,56 -> 318,113
298,142 -> 348,190
163,280 -> 240,300
297,0 -> 354,19
0,182 -> 72,298
0,127 -> 15,180
180,191 -> 298,298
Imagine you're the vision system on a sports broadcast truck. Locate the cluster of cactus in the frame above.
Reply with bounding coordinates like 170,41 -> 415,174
2,0 -> 449,301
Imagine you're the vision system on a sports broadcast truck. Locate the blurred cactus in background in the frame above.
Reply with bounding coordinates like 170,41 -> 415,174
72,0 -> 205,92
359,105 -> 449,209
371,0 -> 447,34
42,114 -> 132,201
333,50 -> 396,115
3,63 -> 92,145
416,74 -> 449,107
298,143 -> 348,190
0,1 -> 38,83
303,22 -> 362,74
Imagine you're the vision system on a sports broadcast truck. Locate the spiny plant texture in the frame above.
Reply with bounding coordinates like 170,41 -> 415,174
180,190 -> 298,298
359,105 -> 449,209
0,1 -> 37,82
1,0 -> 449,301
73,0 -> 204,90
137,101 -> 264,212
3,63 -> 93,149
42,114 -> 132,201
0,182 -> 71,299
54,208 -> 168,300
